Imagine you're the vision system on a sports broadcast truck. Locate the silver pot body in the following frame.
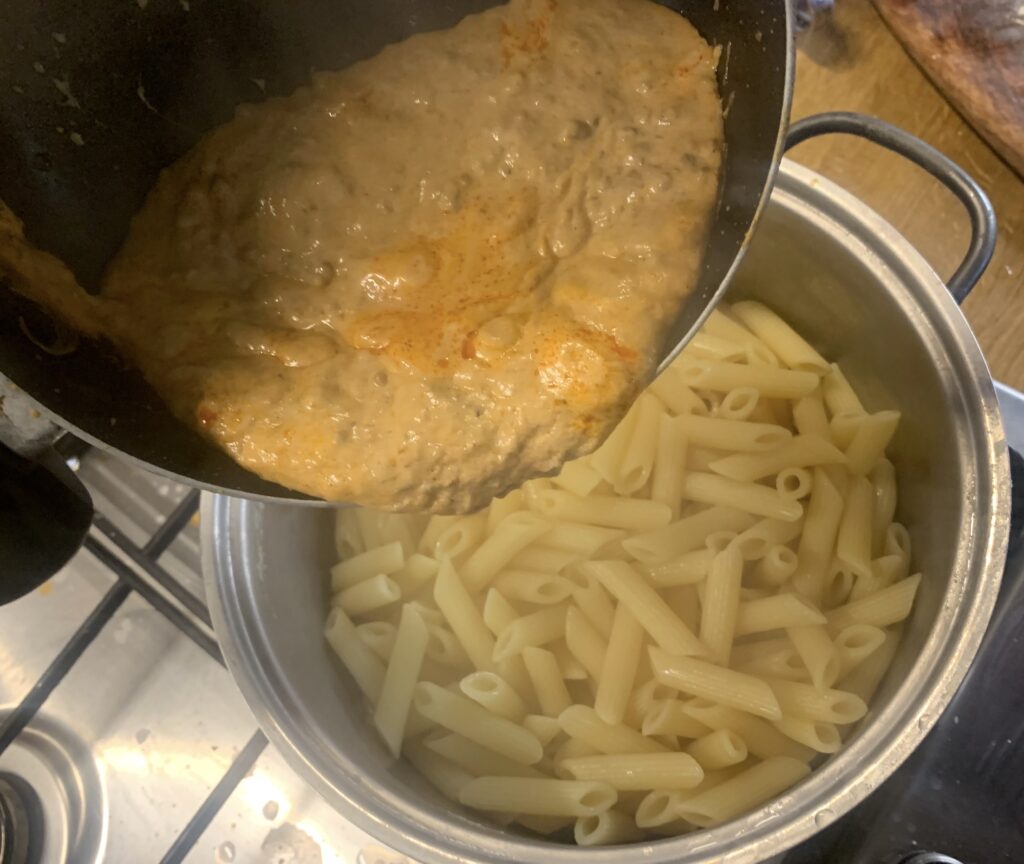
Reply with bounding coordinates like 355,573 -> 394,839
202,158 -> 1011,864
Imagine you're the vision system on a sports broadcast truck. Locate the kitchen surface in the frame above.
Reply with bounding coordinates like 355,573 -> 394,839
2,2 -> 1024,863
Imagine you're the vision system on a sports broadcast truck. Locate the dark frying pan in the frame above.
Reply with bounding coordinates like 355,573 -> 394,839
0,0 -> 793,506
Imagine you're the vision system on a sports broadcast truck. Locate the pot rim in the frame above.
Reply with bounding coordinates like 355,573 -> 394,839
202,158 -> 1011,864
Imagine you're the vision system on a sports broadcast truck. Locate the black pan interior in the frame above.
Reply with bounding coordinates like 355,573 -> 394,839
0,0 -> 790,501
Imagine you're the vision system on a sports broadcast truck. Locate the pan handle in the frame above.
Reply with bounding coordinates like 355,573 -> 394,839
785,111 -> 997,303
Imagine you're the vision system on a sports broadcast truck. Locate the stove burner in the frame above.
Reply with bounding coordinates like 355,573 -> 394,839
900,854 -> 965,864
0,773 -> 43,864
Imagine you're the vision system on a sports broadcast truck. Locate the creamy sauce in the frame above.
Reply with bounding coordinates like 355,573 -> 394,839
3,0 -> 723,512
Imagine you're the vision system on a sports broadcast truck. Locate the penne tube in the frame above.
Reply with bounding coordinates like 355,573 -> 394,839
562,752 -> 703,790
551,640 -> 588,680
492,571 -> 575,605
824,560 -> 856,609
581,561 -> 706,656
542,522 -> 626,557
708,434 -> 846,482
635,790 -> 691,829
649,366 -> 711,416
792,467 -> 844,603
833,624 -> 887,680
839,626 -> 902,704
792,391 -> 831,440
649,647 -> 782,720
845,410 -> 900,475
786,624 -> 840,690
558,705 -> 670,755
732,517 -> 804,561
508,545 -> 581,574
753,545 -> 799,587
493,605 -> 568,662
405,741 -> 473,801
714,387 -> 760,421
486,489 -> 524,534
674,414 -> 792,451
821,364 -> 866,418
624,506 -> 757,564
681,700 -> 816,762
641,699 -> 712,739
700,545 -> 743,665
522,646 -> 574,717
459,671 -> 528,721
734,646 -> 808,683
564,605 -> 608,680
553,459 -> 605,498
356,620 -> 397,662
594,604 -> 645,725
459,777 -> 617,818
777,466 -> 813,500
424,733 -> 547,779
827,574 -> 921,631
335,509 -> 364,558
764,677 -> 868,724
642,549 -> 714,587
682,472 -> 803,522
374,604 -> 430,757
589,407 -> 640,485
413,682 -> 543,764
730,301 -> 830,374
461,512 -> 553,592
870,458 -> 898,555
616,393 -> 663,494
335,573 -> 401,617
524,713 -> 564,748
835,476 -> 875,579
330,540 -> 405,591
574,809 -> 644,846
434,512 -> 488,564
684,331 -> 748,363
325,607 -> 386,702
482,588 -> 519,637
434,560 -> 497,673
685,728 -> 748,770
650,413 -> 689,518
674,757 -> 812,828
734,593 -> 827,636
675,358 -> 820,399
390,553 -> 440,596
773,716 -> 841,753
533,490 -> 672,532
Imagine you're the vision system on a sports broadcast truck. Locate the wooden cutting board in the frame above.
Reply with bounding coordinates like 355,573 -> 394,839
873,0 -> 1024,177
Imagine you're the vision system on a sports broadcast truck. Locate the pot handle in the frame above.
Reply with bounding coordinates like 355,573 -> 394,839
785,111 -> 997,303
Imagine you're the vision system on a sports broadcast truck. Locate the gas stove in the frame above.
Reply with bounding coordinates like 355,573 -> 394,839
2,387 -> 1023,864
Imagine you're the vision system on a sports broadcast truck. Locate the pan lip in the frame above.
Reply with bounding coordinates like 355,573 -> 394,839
204,152 -> 1011,863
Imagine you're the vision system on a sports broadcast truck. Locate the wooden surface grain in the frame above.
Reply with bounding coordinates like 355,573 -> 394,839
788,0 -> 1024,389
875,0 -> 1024,176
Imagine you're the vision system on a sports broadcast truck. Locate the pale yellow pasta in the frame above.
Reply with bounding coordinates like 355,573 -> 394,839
684,331 -> 748,363
356,620 -> 397,662
708,434 -> 845,482
433,559 -> 497,673
434,512 -> 488,563
533,490 -> 671,532
508,545 -> 580,574
753,545 -> 799,587
786,624 -> 839,690
335,509 -> 364,558
682,472 -> 803,522
824,560 -> 856,608
624,506 -> 757,564
765,677 -> 867,725
839,627 -> 902,704
354,508 -> 388,552
493,605 -> 568,662
681,701 -> 815,762
634,790 -> 690,828
425,733 -> 547,779
325,607 -> 386,702
664,585 -> 702,637
827,574 -> 921,631
821,363 -> 866,417
870,458 -> 898,555
524,714 -> 564,748
425,625 -> 471,669
731,517 -> 803,561
390,553 -> 440,596
594,604 -> 645,725
649,647 -> 782,720
459,777 -> 616,818
461,512 -> 553,592
589,405 -> 640,485
676,357 -> 819,401
413,682 -> 543,765
833,624 -> 887,680
792,467 -> 844,603
642,549 -> 714,587
713,387 -> 760,421
675,757 -> 812,827
552,459 -> 605,498
486,489 -> 524,534
674,414 -> 791,451
776,467 -> 813,500
564,606 -> 608,680
792,391 -> 831,439
641,699 -> 711,739
516,815 -> 573,834
375,512 -> 422,557
415,513 -> 459,555
492,571 -> 574,606
734,646 -> 808,683
685,728 -> 748,770
330,540 -> 405,591
335,573 -> 400,617
734,593 -> 826,637
884,522 -> 912,567
406,741 -> 473,801
482,588 -> 519,637
558,705 -> 670,755
774,716 -> 841,753
649,367 -> 710,416
553,736 -> 601,772
562,752 -> 703,790
374,604 -> 430,757
460,671 -> 528,721
845,410 -> 901,475
616,393 -> 663,494
829,411 -> 863,451
836,475 -> 875,579
581,561 -> 705,656
730,301 -> 831,374
650,414 -> 689,518
522,646 -> 574,717
700,545 -> 743,665
574,809 -> 644,846
542,522 -> 626,557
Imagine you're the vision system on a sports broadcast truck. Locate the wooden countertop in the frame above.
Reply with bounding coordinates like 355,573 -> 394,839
789,0 -> 1024,389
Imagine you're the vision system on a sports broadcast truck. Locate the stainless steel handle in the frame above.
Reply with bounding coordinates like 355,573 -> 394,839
785,111 -> 997,303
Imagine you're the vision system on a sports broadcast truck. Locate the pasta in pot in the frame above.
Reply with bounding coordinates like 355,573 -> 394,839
322,300 -> 920,844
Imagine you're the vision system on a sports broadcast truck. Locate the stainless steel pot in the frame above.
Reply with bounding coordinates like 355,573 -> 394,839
203,140 -> 1011,862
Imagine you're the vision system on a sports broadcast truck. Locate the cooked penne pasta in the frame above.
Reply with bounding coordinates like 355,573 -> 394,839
833,624 -> 887,680
792,391 -> 831,439
493,605 -> 568,662
405,741 -> 473,801
424,733 -> 547,779
734,593 -> 826,637
708,434 -> 845,482
674,414 -> 792,452
460,671 -> 528,721
729,301 -> 830,374
773,716 -> 841,753
681,701 -> 815,762
459,777 -> 617,818
433,560 -> 497,673
553,459 -> 605,498
685,728 -> 748,770
650,414 -> 689,518
562,752 -> 703,790
700,545 -> 743,665
335,573 -> 401,617
764,677 -> 867,725
390,553 -> 440,596
330,540 -> 405,591
564,605 -> 608,680
676,358 -> 819,400
624,506 -> 757,564
589,404 -> 641,485
870,458 -> 898,555
821,363 -> 865,417
836,476 -> 875,580
682,472 -> 803,522
542,522 -> 626,557
845,410 -> 900,475
732,516 -> 804,561
374,604 -> 430,756
508,545 -> 581,574
827,574 -> 921,631
493,571 -> 575,605
674,757 -> 812,827
533,490 -> 672,532
792,467 -> 844,602
641,699 -> 711,739
616,393 -> 663,494
574,809 -> 644,846
356,620 -> 397,662
753,545 -> 799,587
786,624 -> 839,690
461,512 -> 553,592
434,512 -> 488,563
558,705 -> 670,755
594,604 -> 645,725
522,646 -> 574,717
325,607 -> 385,702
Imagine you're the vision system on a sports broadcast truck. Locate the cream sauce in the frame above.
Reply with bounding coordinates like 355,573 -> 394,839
6,0 -> 723,512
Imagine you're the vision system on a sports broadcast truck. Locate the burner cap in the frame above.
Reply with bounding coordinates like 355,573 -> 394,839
900,854 -> 965,864
0,772 -> 44,864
